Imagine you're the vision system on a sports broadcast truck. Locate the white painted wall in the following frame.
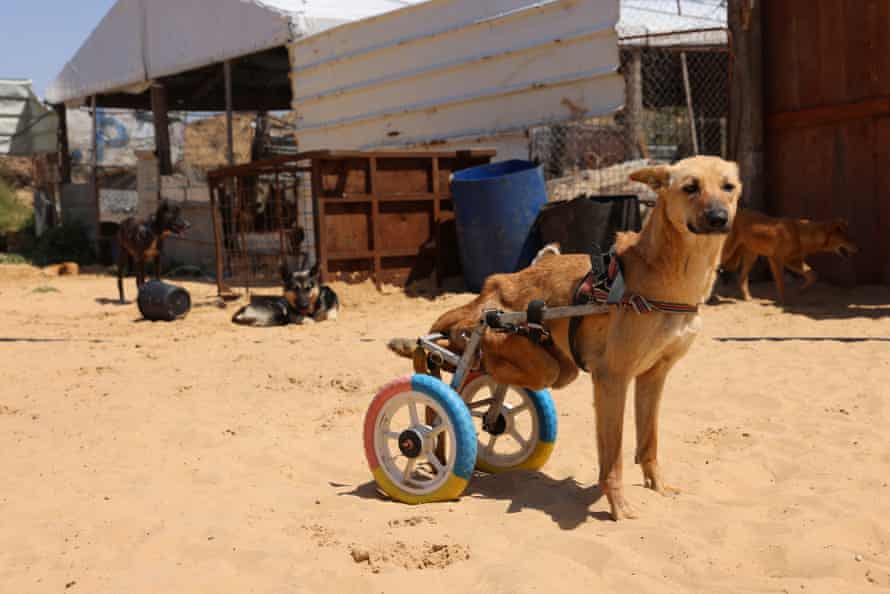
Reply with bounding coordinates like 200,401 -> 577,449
289,0 -> 623,158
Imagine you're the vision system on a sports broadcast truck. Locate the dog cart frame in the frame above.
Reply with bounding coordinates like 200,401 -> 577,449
363,299 -> 608,504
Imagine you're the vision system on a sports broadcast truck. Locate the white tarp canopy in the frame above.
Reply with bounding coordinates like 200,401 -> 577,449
619,0 -> 727,47
46,0 -> 423,106
0,80 -> 58,155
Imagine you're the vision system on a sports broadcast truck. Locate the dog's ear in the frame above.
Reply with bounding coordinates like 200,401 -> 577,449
832,219 -> 849,234
310,263 -> 319,279
629,165 -> 671,190
294,226 -> 306,246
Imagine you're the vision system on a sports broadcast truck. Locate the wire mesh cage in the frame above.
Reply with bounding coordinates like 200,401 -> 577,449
207,157 -> 317,294
531,0 -> 729,204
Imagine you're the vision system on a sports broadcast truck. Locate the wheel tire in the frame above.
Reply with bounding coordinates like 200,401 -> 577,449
460,373 -> 557,474
364,375 -> 477,504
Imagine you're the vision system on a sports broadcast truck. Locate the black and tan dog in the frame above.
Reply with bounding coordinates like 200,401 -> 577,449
117,200 -> 190,302
231,257 -> 339,327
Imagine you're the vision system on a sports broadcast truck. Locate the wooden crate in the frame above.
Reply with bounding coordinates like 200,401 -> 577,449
311,150 -> 494,286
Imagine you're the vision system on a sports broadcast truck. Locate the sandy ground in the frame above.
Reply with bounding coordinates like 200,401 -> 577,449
1,264 -> 889,594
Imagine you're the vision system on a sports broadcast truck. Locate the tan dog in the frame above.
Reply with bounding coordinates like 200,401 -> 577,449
390,156 -> 742,520
721,209 -> 858,302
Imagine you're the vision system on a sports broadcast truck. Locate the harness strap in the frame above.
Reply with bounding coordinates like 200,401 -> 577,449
567,246 -> 699,372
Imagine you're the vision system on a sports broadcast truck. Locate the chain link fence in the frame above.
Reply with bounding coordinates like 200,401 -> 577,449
532,0 -> 729,205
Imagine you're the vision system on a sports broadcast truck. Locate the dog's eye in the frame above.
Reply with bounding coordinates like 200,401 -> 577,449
683,183 -> 699,195
722,183 -> 736,192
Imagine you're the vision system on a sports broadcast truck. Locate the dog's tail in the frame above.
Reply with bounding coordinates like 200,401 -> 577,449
531,242 -> 561,267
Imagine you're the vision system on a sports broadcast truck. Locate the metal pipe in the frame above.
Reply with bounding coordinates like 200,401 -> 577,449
450,323 -> 485,391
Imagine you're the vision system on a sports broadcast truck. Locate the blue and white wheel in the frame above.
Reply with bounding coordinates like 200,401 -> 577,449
460,373 -> 557,473
364,375 -> 477,504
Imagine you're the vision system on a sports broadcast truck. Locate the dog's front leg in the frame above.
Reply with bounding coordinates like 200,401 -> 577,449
593,372 -> 635,520
635,359 -> 680,497
136,260 -> 146,289
737,250 -> 758,301
154,255 -> 162,281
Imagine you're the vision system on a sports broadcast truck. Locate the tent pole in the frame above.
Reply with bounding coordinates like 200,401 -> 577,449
91,96 -> 101,249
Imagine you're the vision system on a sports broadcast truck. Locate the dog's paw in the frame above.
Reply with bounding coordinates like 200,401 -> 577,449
605,489 -> 639,521
387,338 -> 416,358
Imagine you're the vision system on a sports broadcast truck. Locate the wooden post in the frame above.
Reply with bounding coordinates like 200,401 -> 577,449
90,96 -> 101,247
53,104 -> 71,184
680,52 -> 700,155
729,0 -> 765,212
224,61 -> 235,167
150,82 -> 173,175
209,184 -> 227,296
624,49 -> 645,160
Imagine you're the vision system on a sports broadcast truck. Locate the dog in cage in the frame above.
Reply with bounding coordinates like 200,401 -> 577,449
231,235 -> 340,327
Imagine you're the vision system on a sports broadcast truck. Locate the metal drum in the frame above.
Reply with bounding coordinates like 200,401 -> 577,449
137,280 -> 191,321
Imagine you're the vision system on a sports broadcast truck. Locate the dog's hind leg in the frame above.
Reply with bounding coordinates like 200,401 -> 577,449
635,358 -> 681,497
767,257 -> 786,303
154,254 -> 162,281
481,333 -> 560,391
592,371 -> 636,520
117,249 -> 128,303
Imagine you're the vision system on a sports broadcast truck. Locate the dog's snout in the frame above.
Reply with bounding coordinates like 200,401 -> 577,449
704,205 -> 729,231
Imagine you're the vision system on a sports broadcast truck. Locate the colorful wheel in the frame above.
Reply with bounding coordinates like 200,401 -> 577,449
460,374 -> 557,473
364,375 -> 477,504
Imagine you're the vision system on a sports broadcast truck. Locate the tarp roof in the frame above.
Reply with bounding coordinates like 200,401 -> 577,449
0,79 -> 58,155
46,0 -> 424,106
618,0 -> 727,47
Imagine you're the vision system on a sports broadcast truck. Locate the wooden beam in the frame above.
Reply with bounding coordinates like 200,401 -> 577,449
729,0 -> 765,212
623,49 -> 645,160
224,61 -> 235,167
53,103 -> 71,184
680,52 -> 700,155
150,82 -> 173,175
768,97 -> 890,131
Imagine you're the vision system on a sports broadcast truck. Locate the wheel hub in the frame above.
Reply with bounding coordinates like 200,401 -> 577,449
482,412 -> 508,436
397,429 -> 424,459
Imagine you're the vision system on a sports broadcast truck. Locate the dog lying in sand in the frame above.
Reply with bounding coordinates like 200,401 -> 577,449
389,156 -> 742,520
231,260 -> 339,327
720,209 -> 858,302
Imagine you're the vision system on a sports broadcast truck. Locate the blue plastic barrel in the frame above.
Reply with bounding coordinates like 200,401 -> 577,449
450,160 -> 547,292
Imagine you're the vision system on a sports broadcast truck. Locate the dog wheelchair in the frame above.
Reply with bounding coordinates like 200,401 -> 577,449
363,299 -> 608,504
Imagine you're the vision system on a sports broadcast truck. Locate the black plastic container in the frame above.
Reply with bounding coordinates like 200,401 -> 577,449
532,194 -> 642,256
137,280 -> 191,322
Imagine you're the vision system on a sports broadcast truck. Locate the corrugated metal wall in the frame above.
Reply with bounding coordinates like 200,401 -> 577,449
289,0 -> 623,158
0,81 -> 57,155
765,0 -> 889,285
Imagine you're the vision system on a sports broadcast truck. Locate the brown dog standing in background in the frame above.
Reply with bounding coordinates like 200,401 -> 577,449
390,156 -> 742,520
116,200 -> 190,303
721,209 -> 858,302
